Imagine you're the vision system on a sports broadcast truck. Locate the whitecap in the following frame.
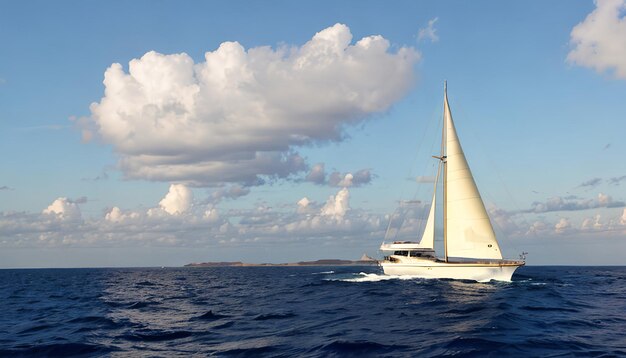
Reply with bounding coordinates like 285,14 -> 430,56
325,272 -> 424,283
312,271 -> 335,275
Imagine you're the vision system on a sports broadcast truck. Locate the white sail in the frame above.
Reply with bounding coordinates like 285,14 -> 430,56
444,88 -> 502,260
418,186 -> 436,249
418,164 -> 440,249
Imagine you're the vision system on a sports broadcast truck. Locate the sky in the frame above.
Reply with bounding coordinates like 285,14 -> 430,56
1,0 -> 625,268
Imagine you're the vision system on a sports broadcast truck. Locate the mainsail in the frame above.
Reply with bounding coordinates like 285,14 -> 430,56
443,87 -> 502,260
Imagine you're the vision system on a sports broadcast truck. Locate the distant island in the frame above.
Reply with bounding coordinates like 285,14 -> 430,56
185,255 -> 379,267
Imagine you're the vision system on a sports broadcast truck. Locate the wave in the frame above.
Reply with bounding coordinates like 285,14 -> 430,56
325,272 -> 425,282
3,266 -> 626,357
120,329 -> 193,342
311,270 -> 335,275
192,310 -> 229,321
127,301 -> 160,309
316,340 -> 409,356
217,345 -> 278,356
17,324 -> 53,334
1,343 -> 115,356
253,312 -> 297,321
66,315 -> 122,331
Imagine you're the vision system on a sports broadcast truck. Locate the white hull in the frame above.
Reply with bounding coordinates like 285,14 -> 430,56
380,260 -> 523,282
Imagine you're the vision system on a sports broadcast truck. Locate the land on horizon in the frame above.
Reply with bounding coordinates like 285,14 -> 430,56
185,258 -> 379,267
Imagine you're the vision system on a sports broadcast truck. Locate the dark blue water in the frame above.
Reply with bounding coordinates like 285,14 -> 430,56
1,266 -> 625,357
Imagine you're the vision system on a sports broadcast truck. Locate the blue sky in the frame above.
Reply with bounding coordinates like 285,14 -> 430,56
1,0 -> 625,267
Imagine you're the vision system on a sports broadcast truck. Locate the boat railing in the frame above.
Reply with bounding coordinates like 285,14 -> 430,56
442,259 -> 525,266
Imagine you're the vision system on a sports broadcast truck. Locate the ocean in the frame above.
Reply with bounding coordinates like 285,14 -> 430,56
1,266 -> 625,357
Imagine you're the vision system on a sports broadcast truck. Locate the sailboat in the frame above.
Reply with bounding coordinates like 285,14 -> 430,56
379,82 -> 525,282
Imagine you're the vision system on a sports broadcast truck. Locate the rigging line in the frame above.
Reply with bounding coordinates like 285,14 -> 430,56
385,101 -> 441,243
409,105 -> 443,240
383,206 -> 397,242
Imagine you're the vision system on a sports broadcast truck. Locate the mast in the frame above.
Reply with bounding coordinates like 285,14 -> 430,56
433,81 -> 448,262
442,81 -> 448,263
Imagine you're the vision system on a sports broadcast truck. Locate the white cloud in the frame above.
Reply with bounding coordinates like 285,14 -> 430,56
597,192 -> 613,206
42,197 -> 81,221
203,207 -> 220,222
487,206 -> 523,236
105,207 -> 123,222
87,24 -> 420,186
418,17 -> 439,43
526,221 -> 548,236
336,173 -> 354,187
0,185 -> 380,250
581,214 -> 604,230
297,197 -> 313,214
568,0 -> 626,79
555,218 -> 571,234
298,197 -> 311,208
159,184 -> 193,215
105,207 -> 139,222
7,184 -> 626,254
321,187 -> 350,218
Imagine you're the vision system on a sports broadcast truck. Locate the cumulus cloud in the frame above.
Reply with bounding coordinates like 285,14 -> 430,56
158,184 -> 193,215
7,184 -> 626,252
42,197 -> 81,221
105,207 -> 140,222
2,185 -> 389,250
203,206 -> 220,222
333,173 -> 355,187
0,186 -> 13,191
320,187 -> 350,218
581,214 -> 603,230
555,218 -> 572,234
568,0 -> 626,79
487,206 -> 523,236
86,24 -> 420,186
297,197 -> 314,214
526,221 -> 548,236
418,17 -> 439,43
